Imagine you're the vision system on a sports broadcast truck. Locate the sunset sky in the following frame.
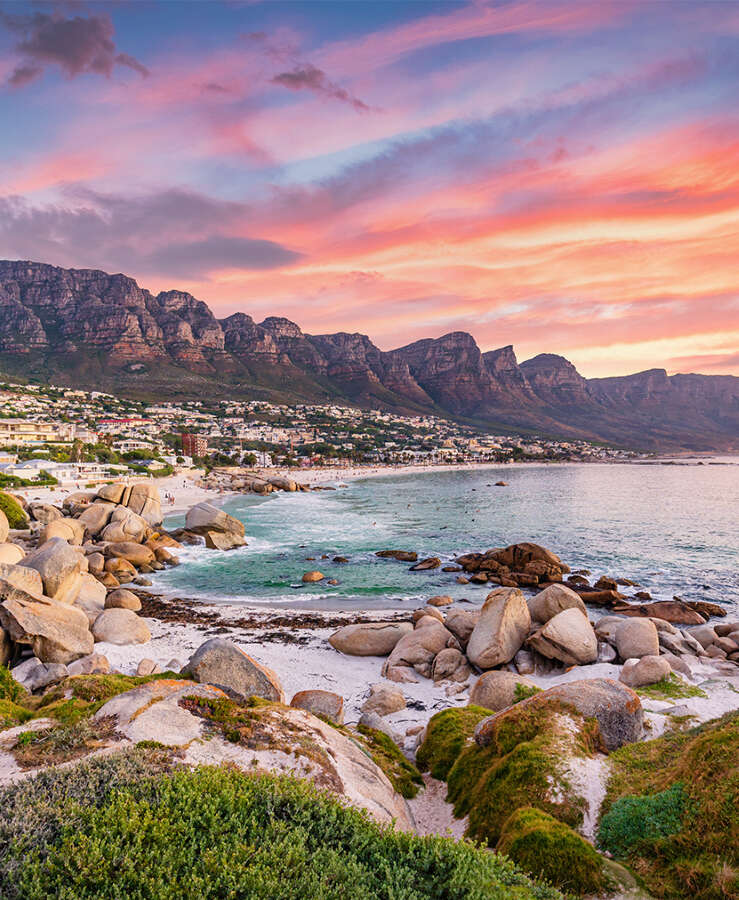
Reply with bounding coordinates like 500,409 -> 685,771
1,0 -> 738,377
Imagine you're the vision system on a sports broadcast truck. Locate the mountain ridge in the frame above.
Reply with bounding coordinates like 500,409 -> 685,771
0,259 -> 737,452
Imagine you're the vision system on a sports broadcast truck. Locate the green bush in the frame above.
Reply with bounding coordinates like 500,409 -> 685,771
498,807 -> 606,897
0,492 -> 28,529
0,666 -> 24,704
598,783 -> 686,858
0,753 -> 564,900
416,705 -> 492,780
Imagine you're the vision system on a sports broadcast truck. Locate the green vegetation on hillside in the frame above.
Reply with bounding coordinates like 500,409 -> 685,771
416,705 -> 492,780
0,492 -> 28,529
0,752 -> 563,900
598,711 -> 739,900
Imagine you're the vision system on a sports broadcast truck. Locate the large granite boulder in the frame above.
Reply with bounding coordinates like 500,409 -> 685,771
28,503 -> 63,525
290,689 -> 345,724
105,588 -> 142,611
0,562 -> 44,598
42,517 -> 85,545
21,538 -> 86,603
185,502 -> 245,539
105,541 -> 155,568
127,482 -> 163,526
527,583 -> 587,624
100,508 -> 150,543
444,608 -> 480,649
475,677 -> 643,751
72,573 -> 107,625
527,607 -> 598,665
328,621 -> 412,656
620,655 -> 671,687
0,543 -> 25,565
382,615 -> 458,681
186,638 -> 284,702
92,608 -> 151,645
0,583 -> 94,663
615,618 -> 659,659
466,588 -> 531,669
76,501 -> 116,537
361,683 -> 406,717
0,510 -> 8,543
469,670 -> 539,711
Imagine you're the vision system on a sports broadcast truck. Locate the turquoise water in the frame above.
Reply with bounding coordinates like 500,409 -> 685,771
153,463 -> 739,614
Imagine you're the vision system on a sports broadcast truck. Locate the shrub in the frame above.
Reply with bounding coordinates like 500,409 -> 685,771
598,783 -> 686,859
0,666 -> 24,704
600,711 -> 739,899
416,705 -> 492,780
0,492 -> 28,529
498,807 -> 606,897
0,754 -> 564,900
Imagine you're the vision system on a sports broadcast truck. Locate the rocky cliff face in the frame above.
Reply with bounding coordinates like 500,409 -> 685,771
0,260 -> 736,451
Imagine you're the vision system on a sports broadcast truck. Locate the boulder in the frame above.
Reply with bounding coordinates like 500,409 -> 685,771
444,608 -> 480,649
204,531 -> 245,551
409,557 -> 441,571
22,538 -> 86,604
105,588 -> 142,611
611,600 -> 705,626
290,689 -> 345,724
412,606 -> 444,624
76,502 -> 116,538
302,570 -> 324,583
382,616 -> 458,680
67,652 -> 110,675
11,657 -> 68,692
186,637 -> 284,703
0,563 -> 44,598
97,483 -> 129,504
328,622 -> 412,656
105,542 -> 156,567
527,583 -> 587,624
126,482 -> 163,526
361,683 -> 406,717
358,710 -> 401,743
466,588 -> 531,669
0,584 -> 94,663
28,503 -> 63,525
431,647 -> 471,683
620,655 -> 671,687
514,648 -> 536,675
469,670 -> 539,711
0,509 -> 7,543
72,573 -> 107,625
92,608 -> 151,645
475,677 -> 643,752
185,502 -> 245,538
100,508 -> 150,544
42,518 -> 85,545
492,543 -> 564,572
136,658 -> 163,676
375,550 -> 417,562
427,595 -> 453,607
86,552 -> 106,575
104,557 -> 137,581
0,543 -> 25,565
615,618 -> 659,659
686,624 -> 717,649
527,607 -> 598,666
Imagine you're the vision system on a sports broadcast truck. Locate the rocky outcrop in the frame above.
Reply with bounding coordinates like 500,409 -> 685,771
466,588 -> 531,669
186,637 -> 284,703
1,260 -> 736,450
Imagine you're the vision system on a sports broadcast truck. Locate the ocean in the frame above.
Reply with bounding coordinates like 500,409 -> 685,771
152,462 -> 739,616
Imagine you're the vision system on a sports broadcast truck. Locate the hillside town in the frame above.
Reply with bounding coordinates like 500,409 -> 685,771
0,378 -> 639,488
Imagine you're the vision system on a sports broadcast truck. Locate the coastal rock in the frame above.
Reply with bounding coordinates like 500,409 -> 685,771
204,531 -> 245,551
0,563 -> 44,598
105,541 -> 156,568
358,710 -> 401,743
100,508 -> 150,543
136,658 -> 163,676
431,647 -> 471,682
469,670 -> 538,711
376,550 -> 417,562
0,543 -> 25,565
41,517 -> 85,545
0,510 -> 7,543
302,570 -> 324,583
412,606 -> 444,623
527,607 -> 598,666
620,655 -> 671,687
92,608 -> 151,645
72,573 -> 107,625
444,608 -> 480,649
427,595 -> 453,607
527,583 -> 587,624
409,557 -> 441,571
104,557 -> 136,582
185,502 -> 245,540
76,502 -> 116,538
105,588 -> 142,611
475,677 -> 643,751
22,538 -> 85,603
127,482 -> 163,526
0,585 -> 94,663
67,652 -> 110,675
615,618 -> 659,659
514,648 -> 536,675
383,616 -> 457,680
611,600 -> 706,625
11,657 -> 68,693
186,637 -> 285,703
28,503 -> 63,525
328,622 -> 412,656
361,684 -> 406,717
290,689 -> 344,724
466,588 -> 531,669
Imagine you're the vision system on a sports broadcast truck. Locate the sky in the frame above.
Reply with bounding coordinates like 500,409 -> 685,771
0,0 -> 738,378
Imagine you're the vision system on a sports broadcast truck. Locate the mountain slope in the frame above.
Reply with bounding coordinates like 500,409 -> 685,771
0,260 -> 736,451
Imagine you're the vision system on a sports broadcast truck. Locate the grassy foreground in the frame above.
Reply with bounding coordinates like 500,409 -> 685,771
0,749 -> 563,900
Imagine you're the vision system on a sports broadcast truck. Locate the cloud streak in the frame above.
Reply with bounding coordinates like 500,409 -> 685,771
271,63 -> 372,112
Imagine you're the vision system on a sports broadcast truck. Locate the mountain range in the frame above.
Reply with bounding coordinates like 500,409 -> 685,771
0,260 -> 737,452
